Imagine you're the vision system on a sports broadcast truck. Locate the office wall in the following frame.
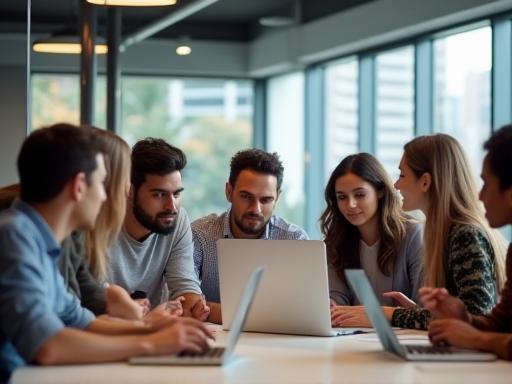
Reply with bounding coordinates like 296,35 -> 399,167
0,65 -> 27,186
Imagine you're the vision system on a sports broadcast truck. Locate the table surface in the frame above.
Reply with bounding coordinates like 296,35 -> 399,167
11,325 -> 512,384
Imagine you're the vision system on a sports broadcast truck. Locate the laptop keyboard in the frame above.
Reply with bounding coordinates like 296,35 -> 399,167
405,345 -> 452,355
178,347 -> 225,359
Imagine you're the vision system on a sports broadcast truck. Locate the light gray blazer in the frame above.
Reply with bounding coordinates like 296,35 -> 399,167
328,221 -> 423,306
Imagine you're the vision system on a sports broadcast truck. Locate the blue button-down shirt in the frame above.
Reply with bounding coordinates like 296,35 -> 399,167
191,209 -> 309,302
0,200 -> 94,381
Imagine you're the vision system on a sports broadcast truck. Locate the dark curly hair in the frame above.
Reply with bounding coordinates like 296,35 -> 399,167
228,149 -> 284,191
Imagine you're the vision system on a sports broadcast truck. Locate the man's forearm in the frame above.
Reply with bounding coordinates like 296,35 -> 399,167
477,332 -> 512,360
87,316 -> 150,335
34,328 -> 151,365
207,302 -> 222,324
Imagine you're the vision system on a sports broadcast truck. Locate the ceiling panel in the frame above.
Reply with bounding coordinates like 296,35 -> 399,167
0,0 -> 375,42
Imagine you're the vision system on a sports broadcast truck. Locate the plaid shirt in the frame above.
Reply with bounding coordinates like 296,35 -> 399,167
191,208 -> 309,302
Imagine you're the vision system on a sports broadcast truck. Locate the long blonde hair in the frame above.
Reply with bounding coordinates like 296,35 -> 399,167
85,128 -> 131,280
403,134 -> 506,289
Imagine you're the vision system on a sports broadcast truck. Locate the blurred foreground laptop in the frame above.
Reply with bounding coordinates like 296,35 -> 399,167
218,239 -> 367,337
345,269 -> 497,361
129,267 -> 264,366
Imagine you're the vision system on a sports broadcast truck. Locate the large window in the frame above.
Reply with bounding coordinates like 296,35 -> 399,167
433,25 -> 492,180
121,76 -> 253,220
31,73 -> 106,129
31,74 -> 253,220
267,72 -> 305,227
324,58 -> 359,179
375,46 -> 415,180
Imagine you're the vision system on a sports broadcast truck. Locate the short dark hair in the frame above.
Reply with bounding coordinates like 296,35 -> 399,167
131,138 -> 187,191
17,123 -> 106,203
483,124 -> 512,190
228,149 -> 284,191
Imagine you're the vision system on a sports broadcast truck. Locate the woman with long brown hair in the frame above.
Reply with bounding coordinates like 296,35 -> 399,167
321,153 -> 423,326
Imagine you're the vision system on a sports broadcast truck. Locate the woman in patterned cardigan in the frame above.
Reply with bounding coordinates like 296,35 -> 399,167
424,125 -> 512,359
334,133 -> 506,330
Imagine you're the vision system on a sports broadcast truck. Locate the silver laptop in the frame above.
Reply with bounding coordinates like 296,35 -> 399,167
218,239 -> 366,337
129,267 -> 264,366
345,269 -> 497,361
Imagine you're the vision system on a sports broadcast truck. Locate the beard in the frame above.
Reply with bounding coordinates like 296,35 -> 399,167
132,195 -> 177,235
233,212 -> 269,236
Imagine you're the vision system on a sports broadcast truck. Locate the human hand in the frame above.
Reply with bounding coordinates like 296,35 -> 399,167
382,291 -> 417,308
159,296 -> 185,316
419,287 -> 469,321
134,298 -> 151,317
145,317 -> 215,355
190,296 -> 210,322
331,305 -> 395,327
428,318 -> 483,350
331,305 -> 371,327
143,297 -> 186,330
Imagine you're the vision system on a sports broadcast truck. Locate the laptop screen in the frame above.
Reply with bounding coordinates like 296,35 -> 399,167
345,269 -> 405,357
222,267 -> 264,360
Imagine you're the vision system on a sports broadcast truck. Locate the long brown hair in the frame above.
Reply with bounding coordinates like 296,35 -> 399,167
84,128 -> 131,280
320,153 -> 410,281
403,134 -> 506,288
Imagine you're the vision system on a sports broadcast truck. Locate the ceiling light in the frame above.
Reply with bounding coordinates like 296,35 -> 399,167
176,45 -> 191,56
86,0 -> 177,6
176,37 -> 191,56
32,36 -> 108,55
259,16 -> 295,28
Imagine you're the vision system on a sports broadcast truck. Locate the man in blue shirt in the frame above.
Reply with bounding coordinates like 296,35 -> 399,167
192,149 -> 309,323
0,124 -> 211,382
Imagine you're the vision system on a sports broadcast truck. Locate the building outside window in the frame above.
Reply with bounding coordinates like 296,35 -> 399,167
433,25 -> 492,183
375,46 -> 415,181
324,58 -> 359,180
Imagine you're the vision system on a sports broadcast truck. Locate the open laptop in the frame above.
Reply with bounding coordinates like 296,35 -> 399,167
129,267 -> 264,366
345,269 -> 497,361
218,239 -> 367,337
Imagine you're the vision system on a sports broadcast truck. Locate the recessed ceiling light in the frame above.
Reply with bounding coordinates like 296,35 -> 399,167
176,45 -> 192,55
259,16 -> 295,28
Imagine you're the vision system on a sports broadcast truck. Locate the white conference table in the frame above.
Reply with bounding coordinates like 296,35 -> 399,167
11,325 -> 512,384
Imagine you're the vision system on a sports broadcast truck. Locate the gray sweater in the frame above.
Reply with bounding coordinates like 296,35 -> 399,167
107,207 -> 202,307
329,221 -> 423,305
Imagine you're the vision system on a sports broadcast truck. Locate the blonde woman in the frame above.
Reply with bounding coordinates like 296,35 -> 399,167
423,125 -> 512,360
48,128 -> 142,318
391,133 -> 507,329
